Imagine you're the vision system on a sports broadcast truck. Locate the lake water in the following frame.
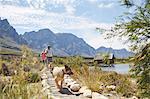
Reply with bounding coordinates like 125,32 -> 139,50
100,64 -> 131,74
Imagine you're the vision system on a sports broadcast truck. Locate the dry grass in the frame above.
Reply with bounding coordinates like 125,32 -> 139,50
73,65 -> 136,97
0,71 -> 47,99
53,56 -> 137,97
0,46 -> 47,99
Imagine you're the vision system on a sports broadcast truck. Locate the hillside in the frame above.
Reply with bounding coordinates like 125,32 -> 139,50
0,18 -> 134,58
96,46 -> 134,58
0,18 -> 27,54
0,18 -> 27,45
23,29 -> 95,56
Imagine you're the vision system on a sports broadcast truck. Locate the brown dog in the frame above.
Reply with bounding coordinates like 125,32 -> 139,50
48,64 -> 73,90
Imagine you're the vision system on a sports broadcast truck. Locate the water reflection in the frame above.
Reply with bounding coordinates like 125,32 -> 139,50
100,64 -> 130,74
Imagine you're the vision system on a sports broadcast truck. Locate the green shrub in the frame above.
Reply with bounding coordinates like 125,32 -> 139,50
26,72 -> 41,83
0,63 -> 10,76
130,44 -> 150,98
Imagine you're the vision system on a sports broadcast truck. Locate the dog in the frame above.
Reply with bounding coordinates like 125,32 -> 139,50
48,64 -> 73,90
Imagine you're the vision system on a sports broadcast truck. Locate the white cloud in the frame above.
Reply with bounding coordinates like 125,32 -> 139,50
87,0 -> 116,9
65,5 -> 75,15
0,5 -> 129,49
28,0 -> 78,15
98,3 -> 114,8
0,0 -> 78,15
79,30 -> 129,50
88,0 -> 98,3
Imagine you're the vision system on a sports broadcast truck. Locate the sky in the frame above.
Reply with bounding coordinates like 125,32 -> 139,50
0,0 -> 132,50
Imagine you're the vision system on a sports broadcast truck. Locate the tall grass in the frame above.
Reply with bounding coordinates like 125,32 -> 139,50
53,56 -> 137,97
0,70 -> 46,99
0,76 -> 44,99
0,45 -> 47,99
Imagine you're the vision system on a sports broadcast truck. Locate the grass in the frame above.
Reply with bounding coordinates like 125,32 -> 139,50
0,50 -> 21,56
75,67 -> 136,97
0,70 -> 47,99
0,46 -> 137,98
53,56 -> 137,97
0,46 -> 47,99
0,76 -> 46,99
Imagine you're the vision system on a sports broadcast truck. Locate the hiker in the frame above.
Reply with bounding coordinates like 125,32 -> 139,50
41,50 -> 47,63
41,45 -> 53,64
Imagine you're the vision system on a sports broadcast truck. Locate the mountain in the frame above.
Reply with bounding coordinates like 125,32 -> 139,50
96,46 -> 134,59
22,29 -> 95,56
0,18 -> 134,58
0,18 -> 27,45
55,33 -> 95,56
0,18 -> 95,56
0,18 -> 27,52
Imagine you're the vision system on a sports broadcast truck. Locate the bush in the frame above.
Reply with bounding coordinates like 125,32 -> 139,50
0,63 -> 10,76
130,44 -> 150,98
23,66 -> 31,72
26,72 -> 41,83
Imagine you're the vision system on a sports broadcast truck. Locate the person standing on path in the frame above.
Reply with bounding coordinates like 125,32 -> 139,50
41,45 -> 53,66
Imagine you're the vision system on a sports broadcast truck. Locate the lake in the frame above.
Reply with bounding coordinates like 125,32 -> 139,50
100,64 -> 131,74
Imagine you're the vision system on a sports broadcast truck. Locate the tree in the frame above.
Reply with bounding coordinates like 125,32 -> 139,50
110,0 -> 150,98
103,54 -> 110,65
112,0 -> 150,51
131,43 -> 150,98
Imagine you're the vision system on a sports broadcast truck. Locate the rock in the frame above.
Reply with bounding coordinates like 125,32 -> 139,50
41,73 -> 48,79
79,86 -> 88,93
130,96 -> 138,99
64,78 -> 74,85
45,85 -> 51,89
83,89 -> 92,98
41,79 -> 46,84
41,79 -> 49,87
104,93 -> 113,97
14,70 -> 17,75
92,92 -> 108,99
99,83 -> 105,92
44,89 -> 51,93
106,85 -> 116,91
99,85 -> 105,91
67,81 -> 78,87
120,97 -> 126,99
110,91 -> 117,94
70,84 -> 81,92
42,86 -> 50,92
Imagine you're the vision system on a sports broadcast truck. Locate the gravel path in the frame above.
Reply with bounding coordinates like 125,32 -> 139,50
41,68 -> 89,99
